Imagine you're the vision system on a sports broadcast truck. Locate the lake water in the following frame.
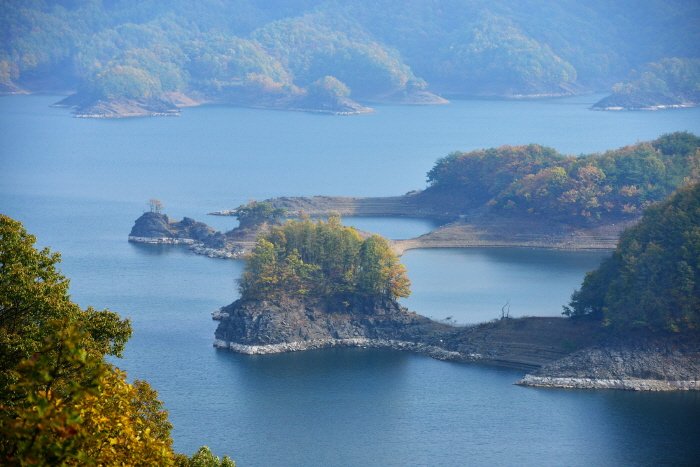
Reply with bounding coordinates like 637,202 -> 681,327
2,95 -> 700,465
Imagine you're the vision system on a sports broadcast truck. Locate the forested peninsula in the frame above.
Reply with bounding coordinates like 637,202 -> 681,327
3,1 -> 699,117
131,132 -> 700,258
128,133 -> 700,390
593,58 -> 700,110
212,185 -> 700,391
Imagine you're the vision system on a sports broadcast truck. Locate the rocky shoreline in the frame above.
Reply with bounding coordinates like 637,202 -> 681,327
213,337 -> 466,361
517,375 -> 698,391
127,210 -> 697,392
591,90 -> 699,112
211,297 -> 700,391
49,86 -> 445,118
128,235 -> 244,259
209,194 -> 629,254
593,103 -> 698,111
516,333 -> 700,391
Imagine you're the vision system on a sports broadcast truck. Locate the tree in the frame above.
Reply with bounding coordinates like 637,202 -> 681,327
0,215 -> 234,465
0,215 -> 131,401
175,446 -> 235,467
239,217 -> 410,302
2,324 -> 175,465
149,198 -> 164,214
358,235 -> 410,299
234,201 -> 285,229
563,183 -> 700,332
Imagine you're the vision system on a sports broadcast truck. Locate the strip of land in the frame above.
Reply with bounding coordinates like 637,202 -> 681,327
209,194 -> 630,255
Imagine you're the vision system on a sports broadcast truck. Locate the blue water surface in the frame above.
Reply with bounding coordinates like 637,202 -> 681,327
2,95 -> 700,466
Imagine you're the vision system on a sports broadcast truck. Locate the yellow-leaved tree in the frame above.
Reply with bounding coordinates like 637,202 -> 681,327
0,215 -> 234,466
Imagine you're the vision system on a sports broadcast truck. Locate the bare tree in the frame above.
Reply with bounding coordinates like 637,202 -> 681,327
148,199 -> 164,214
501,300 -> 511,320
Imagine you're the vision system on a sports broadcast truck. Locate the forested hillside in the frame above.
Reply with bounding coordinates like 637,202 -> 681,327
424,132 -> 700,223
593,57 -> 700,109
564,182 -> 700,333
2,1 -> 699,115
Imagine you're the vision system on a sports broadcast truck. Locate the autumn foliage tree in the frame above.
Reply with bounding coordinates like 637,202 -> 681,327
426,132 -> 700,223
0,215 -> 234,466
240,216 -> 410,302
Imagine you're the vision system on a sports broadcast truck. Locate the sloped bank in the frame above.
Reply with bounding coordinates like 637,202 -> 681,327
517,333 -> 700,391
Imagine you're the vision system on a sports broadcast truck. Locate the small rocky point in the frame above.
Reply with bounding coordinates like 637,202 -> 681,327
213,296 -> 459,359
517,332 -> 700,391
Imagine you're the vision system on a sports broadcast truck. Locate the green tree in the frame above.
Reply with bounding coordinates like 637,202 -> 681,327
234,201 -> 285,229
239,217 -> 410,302
175,446 -> 235,467
0,215 -> 234,465
0,215 -> 131,402
358,235 -> 410,298
564,183 -> 700,332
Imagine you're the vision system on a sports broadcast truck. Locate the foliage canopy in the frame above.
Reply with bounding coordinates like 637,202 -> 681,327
240,216 -> 410,302
2,1 -> 698,102
426,132 -> 700,223
0,215 -> 234,466
234,201 -> 286,229
563,183 -> 700,332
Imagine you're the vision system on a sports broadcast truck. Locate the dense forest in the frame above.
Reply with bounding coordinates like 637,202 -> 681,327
2,1 -> 699,114
564,182 -> 700,333
594,57 -> 700,109
240,216 -> 410,302
424,132 -> 700,223
0,215 -> 233,466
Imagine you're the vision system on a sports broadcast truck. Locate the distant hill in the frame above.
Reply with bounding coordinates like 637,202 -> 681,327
423,132 -> 700,224
593,58 -> 700,110
1,1 -> 699,116
564,181 -> 700,333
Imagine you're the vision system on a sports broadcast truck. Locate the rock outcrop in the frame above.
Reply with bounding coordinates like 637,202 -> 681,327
128,212 -> 244,258
129,212 -> 223,245
213,296 -> 460,359
517,333 -> 700,391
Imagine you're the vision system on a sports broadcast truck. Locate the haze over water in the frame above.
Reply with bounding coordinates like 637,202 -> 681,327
2,95 -> 700,465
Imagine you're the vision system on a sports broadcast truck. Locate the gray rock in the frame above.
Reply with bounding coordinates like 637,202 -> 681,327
214,296 -> 454,356
517,333 -> 700,391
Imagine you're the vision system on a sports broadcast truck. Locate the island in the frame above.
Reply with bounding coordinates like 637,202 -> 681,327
130,132 -> 699,258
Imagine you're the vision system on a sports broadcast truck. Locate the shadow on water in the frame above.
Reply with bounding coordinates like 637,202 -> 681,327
127,241 -> 184,256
